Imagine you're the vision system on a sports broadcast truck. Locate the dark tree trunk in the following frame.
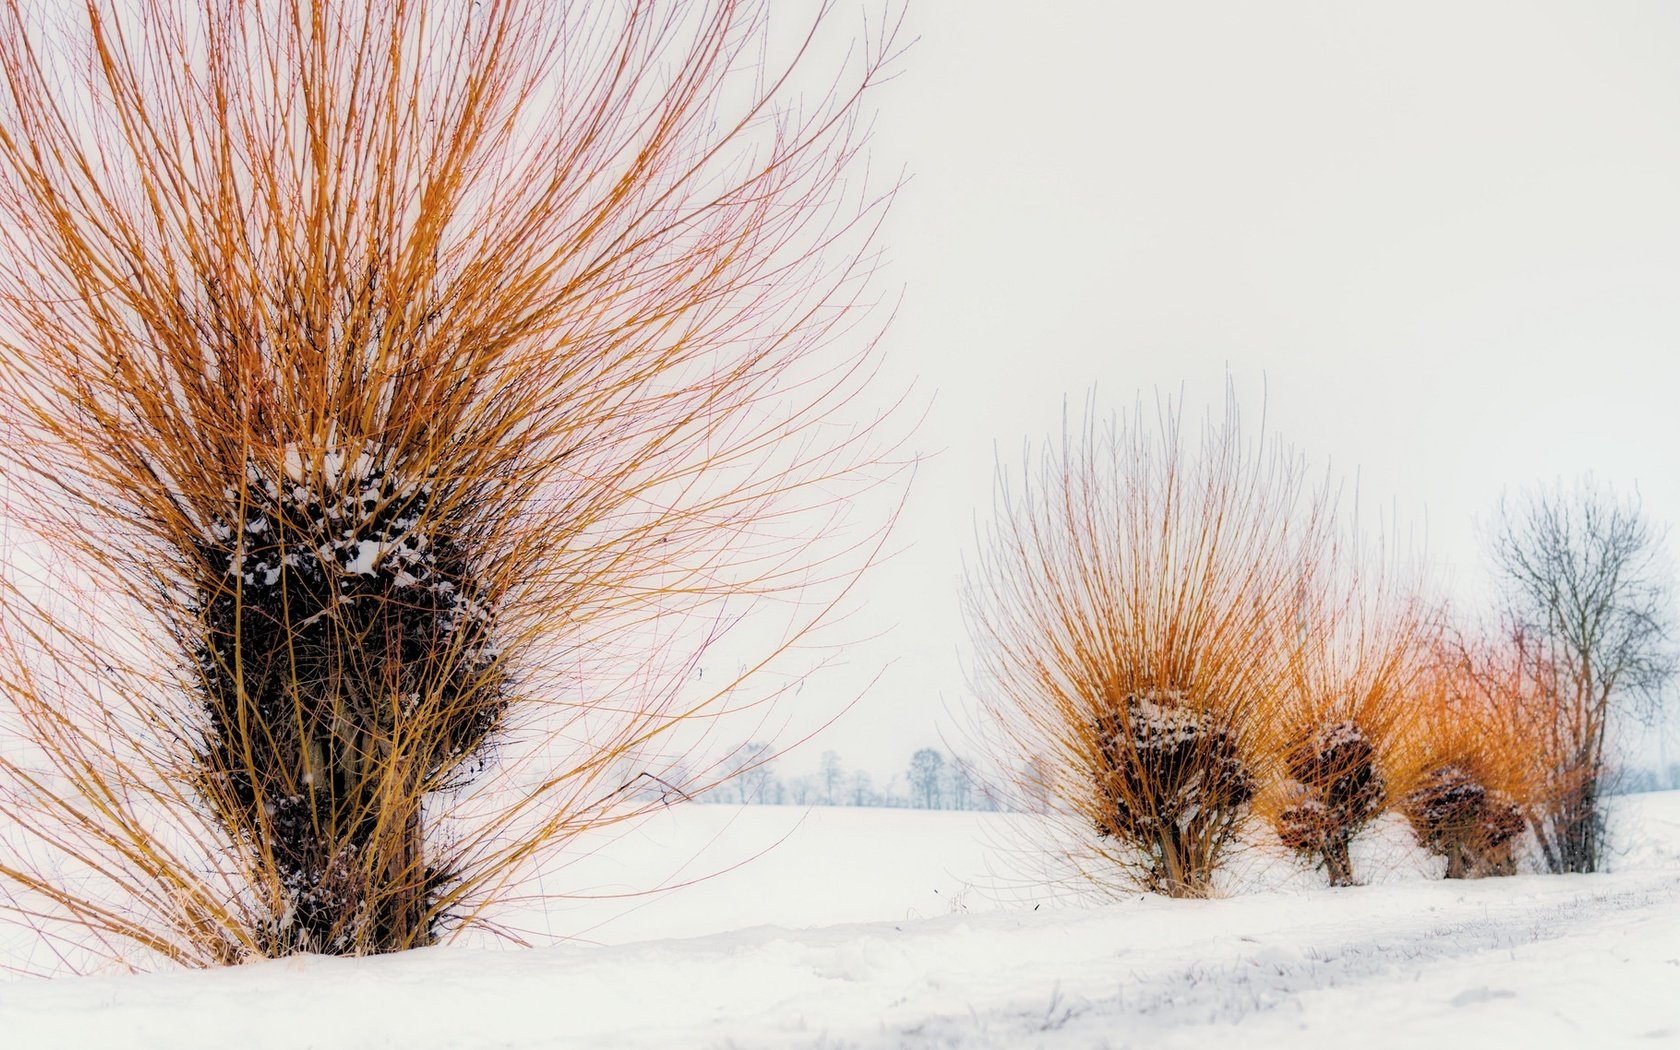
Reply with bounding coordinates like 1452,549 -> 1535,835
1323,837 -> 1356,887
374,797 -> 430,950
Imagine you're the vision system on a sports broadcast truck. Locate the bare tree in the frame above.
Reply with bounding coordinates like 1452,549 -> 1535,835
908,748 -> 945,809
727,742 -> 780,805
787,775 -> 819,806
1487,479 -> 1675,872
848,770 -> 876,807
820,751 -> 846,806
941,756 -> 974,811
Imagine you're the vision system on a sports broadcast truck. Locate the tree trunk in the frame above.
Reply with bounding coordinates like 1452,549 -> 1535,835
1323,837 -> 1356,887
376,796 -> 430,950
1443,841 -> 1472,879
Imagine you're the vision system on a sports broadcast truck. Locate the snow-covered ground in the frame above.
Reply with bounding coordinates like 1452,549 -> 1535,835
5,793 -> 1680,1048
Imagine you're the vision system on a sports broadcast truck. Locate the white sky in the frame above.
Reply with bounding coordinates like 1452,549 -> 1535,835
773,1 -> 1680,784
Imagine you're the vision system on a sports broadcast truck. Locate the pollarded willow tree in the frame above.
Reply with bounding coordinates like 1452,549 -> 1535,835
965,393 -> 1336,897
1394,640 -> 1544,879
0,0 -> 905,968
1261,568 -> 1433,887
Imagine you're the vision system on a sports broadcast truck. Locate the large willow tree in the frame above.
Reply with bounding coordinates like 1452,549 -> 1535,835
0,0 -> 903,967
965,393 -> 1337,897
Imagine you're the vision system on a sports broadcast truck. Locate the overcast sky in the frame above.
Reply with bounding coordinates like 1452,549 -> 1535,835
768,1 -> 1680,783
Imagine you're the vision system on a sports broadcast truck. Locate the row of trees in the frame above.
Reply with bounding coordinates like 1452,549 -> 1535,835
966,393 -> 1672,896
1614,764 -> 1680,794
693,747 -> 1008,810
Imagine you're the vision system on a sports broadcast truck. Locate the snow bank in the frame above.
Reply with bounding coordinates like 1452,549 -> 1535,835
4,792 -> 1679,1048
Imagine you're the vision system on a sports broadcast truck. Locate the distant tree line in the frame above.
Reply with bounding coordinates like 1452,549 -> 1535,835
1608,764 -> 1680,796
692,746 -> 1022,811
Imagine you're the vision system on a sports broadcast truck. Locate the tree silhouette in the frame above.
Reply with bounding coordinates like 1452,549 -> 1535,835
909,748 -> 946,809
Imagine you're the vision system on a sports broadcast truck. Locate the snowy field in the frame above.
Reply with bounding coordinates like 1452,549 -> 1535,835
4,793 -> 1679,1048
